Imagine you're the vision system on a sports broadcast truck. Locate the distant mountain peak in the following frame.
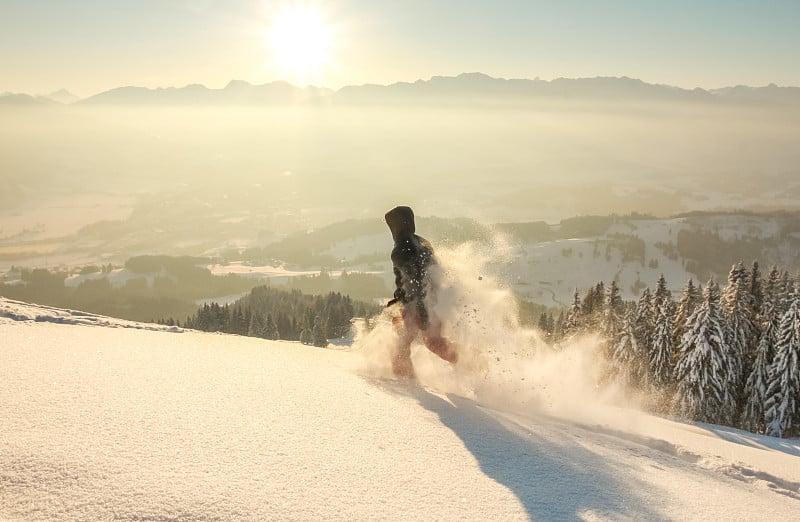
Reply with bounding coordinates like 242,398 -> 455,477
45,88 -> 80,104
225,79 -> 253,90
0,92 -> 56,106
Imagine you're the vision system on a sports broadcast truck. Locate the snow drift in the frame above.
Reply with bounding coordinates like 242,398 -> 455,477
2,289 -> 800,520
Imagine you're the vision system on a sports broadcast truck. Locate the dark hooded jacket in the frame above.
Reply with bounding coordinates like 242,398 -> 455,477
385,206 -> 435,326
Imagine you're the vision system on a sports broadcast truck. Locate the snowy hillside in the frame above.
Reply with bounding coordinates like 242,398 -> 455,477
308,213 -> 800,307
2,297 -> 799,521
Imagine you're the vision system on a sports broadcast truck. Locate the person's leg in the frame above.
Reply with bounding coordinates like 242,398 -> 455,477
392,307 -> 419,378
422,320 -> 458,364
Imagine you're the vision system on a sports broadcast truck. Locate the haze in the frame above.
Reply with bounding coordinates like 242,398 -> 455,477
2,95 -> 799,228
2,1 -> 800,265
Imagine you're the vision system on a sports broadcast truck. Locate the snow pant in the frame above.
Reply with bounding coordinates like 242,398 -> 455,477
391,303 -> 458,378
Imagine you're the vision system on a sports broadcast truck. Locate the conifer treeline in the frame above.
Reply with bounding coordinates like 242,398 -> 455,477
172,286 -> 380,347
551,262 -> 800,438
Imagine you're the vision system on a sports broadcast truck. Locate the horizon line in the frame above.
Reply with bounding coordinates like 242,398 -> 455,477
5,72 -> 800,101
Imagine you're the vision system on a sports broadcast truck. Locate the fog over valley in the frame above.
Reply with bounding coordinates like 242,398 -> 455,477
2,77 -> 800,252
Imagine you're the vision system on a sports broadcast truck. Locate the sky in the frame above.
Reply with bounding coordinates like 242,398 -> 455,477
1,0 -> 799,97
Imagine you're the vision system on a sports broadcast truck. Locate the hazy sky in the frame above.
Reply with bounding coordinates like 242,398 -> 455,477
2,0 -> 799,96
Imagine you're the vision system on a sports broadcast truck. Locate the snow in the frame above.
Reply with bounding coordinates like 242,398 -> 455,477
509,219 -> 693,307
3,291 -> 800,520
207,262 -> 321,280
0,297 -> 182,332
322,233 -> 390,261
64,268 -> 149,289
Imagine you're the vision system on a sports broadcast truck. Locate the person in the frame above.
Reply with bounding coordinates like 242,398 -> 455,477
384,205 -> 457,378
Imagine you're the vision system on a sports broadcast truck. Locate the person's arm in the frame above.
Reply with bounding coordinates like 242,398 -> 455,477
393,267 -> 405,300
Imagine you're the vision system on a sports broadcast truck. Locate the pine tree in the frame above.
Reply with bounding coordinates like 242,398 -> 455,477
748,260 -> 764,320
538,313 -> 549,334
312,314 -> 327,347
721,262 -> 755,418
229,306 -> 247,335
763,266 -> 783,314
581,286 -> 595,317
673,279 -> 701,348
652,274 -> 672,317
248,311 -> 266,338
562,289 -> 584,338
580,282 -> 606,330
633,288 -> 653,355
613,310 -> 643,386
741,300 -> 779,433
612,311 -> 635,368
601,280 -> 624,356
650,299 -> 674,388
779,271 -> 794,311
764,299 -> 800,438
673,281 -> 737,424
592,281 -> 606,315
276,312 -> 291,341
265,313 -> 279,340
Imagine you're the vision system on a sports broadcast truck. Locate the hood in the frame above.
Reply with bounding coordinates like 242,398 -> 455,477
385,206 -> 415,241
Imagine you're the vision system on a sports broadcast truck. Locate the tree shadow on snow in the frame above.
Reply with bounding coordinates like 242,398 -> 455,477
381,381 -> 665,521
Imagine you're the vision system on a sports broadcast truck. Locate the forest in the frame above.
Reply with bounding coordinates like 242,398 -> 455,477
175,285 -> 381,347
547,261 -> 800,439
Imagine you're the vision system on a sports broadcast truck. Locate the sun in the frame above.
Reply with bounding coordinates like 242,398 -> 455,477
267,4 -> 333,82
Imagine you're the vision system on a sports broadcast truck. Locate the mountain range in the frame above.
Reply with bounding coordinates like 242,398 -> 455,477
2,73 -> 800,107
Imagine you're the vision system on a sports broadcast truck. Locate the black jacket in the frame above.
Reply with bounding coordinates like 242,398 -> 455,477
385,206 -> 435,326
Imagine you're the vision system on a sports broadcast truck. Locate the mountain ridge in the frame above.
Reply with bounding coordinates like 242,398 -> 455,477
4,73 -> 799,106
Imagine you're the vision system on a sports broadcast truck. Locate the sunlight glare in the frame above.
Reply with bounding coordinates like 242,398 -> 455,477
268,4 -> 333,82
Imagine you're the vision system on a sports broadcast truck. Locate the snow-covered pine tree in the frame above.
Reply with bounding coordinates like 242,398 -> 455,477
673,279 -> 701,348
721,262 -> 754,418
764,267 -> 791,352
634,288 -> 653,359
601,280 -> 624,357
650,299 -> 675,388
780,270 -> 795,311
748,260 -> 764,320
613,309 -> 648,388
581,282 -> 605,330
764,299 -> 800,438
648,273 -> 671,370
673,280 -> 737,424
741,300 -> 780,433
581,286 -> 596,317
763,266 -> 782,311
562,289 -> 584,338
652,274 -> 672,316
593,281 -> 606,313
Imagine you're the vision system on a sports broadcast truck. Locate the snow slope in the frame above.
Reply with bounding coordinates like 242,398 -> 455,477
2,298 -> 799,521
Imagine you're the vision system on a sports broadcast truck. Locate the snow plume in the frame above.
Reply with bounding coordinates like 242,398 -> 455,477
353,234 -> 629,420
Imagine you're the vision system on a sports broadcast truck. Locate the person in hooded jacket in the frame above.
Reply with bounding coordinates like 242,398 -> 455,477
384,205 -> 458,378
